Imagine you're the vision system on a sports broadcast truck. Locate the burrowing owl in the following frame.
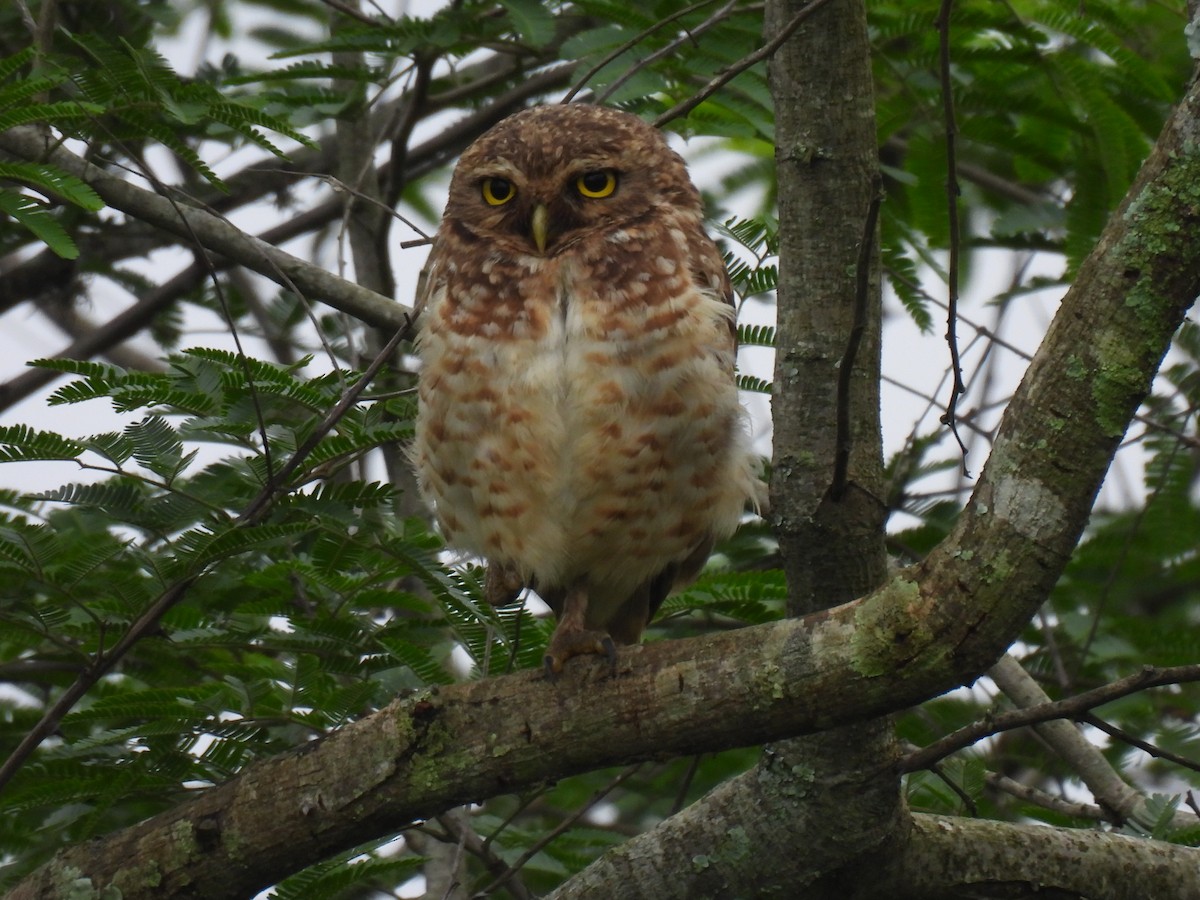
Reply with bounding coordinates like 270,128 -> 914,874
412,104 -> 762,675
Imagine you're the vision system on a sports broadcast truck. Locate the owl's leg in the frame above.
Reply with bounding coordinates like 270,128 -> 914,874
484,562 -> 524,606
606,584 -> 651,646
544,584 -> 616,678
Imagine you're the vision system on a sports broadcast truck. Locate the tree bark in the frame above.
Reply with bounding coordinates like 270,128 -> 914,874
880,814 -> 1200,900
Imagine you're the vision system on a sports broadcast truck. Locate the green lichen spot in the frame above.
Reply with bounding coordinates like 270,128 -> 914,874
722,824 -> 751,861
755,661 -> 786,701
223,826 -> 246,860
850,577 -> 924,678
1091,359 -> 1143,438
692,854 -> 712,871
982,550 -> 1014,586
53,866 -> 123,900
169,820 -> 198,859
1065,354 -> 1087,380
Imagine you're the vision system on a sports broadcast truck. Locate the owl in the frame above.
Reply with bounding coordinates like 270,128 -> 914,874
411,104 -> 762,676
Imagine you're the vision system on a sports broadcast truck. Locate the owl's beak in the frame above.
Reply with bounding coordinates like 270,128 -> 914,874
531,203 -> 550,254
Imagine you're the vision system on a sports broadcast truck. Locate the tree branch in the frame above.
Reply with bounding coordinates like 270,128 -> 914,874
989,653 -> 1200,832
984,772 -> 1108,822
900,663 -> 1200,776
0,127 -> 409,330
885,813 -> 1200,900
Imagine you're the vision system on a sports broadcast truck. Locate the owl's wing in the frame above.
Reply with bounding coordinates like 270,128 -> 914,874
687,227 -> 738,348
412,238 -> 446,321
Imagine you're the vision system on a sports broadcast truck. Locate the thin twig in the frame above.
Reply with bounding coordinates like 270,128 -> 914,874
562,0 -> 724,103
899,664 -> 1200,774
671,755 -> 703,815
987,654 -> 1198,833
438,813 -> 534,900
924,755 -> 979,816
652,0 -> 838,128
475,765 -> 643,897
985,772 -> 1109,822
0,260 -> 207,412
318,0 -> 388,26
1081,714 -> 1200,775
594,1 -> 738,106
934,0 -> 970,474
0,128 -> 407,328
384,55 -> 436,208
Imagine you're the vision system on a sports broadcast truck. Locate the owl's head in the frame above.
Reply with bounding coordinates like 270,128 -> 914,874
441,104 -> 702,256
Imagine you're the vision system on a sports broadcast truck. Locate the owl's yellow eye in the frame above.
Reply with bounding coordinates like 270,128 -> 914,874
575,170 -> 617,199
482,177 -> 515,206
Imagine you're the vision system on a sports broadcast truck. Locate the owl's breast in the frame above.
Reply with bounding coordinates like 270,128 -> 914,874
413,248 -> 756,602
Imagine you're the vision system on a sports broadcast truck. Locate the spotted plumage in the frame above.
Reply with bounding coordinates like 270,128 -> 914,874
411,104 -> 762,674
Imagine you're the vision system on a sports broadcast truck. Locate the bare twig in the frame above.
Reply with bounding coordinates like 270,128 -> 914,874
1081,714 -> 1200,775
0,260 -> 208,412
437,813 -> 534,900
899,664 -> 1200,775
935,0 -> 970,473
652,0 -> 838,128
319,0 -> 388,26
0,128 -> 408,329
985,772 -> 1108,822
989,654 -> 1198,832
562,0 -> 724,103
474,765 -> 643,897
32,292 -> 166,373
594,1 -> 739,106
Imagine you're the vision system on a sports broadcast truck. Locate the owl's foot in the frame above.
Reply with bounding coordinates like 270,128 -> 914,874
543,584 -> 616,678
544,627 -> 616,679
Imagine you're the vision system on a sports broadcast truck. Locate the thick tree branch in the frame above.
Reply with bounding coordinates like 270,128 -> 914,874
881,813 -> 1200,900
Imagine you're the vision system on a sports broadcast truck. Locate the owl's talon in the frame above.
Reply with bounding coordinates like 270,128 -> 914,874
543,628 -> 617,679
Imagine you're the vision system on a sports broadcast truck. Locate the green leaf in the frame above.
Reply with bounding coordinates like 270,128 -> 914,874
0,425 -> 83,463
500,0 -> 557,47
124,416 -> 191,481
736,374 -> 772,394
736,324 -> 775,347
0,162 -> 104,211
0,190 -> 79,258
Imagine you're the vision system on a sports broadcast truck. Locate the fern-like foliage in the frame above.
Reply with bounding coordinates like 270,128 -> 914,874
0,50 -> 106,257
0,31 -> 313,263
873,0 -> 1185,276
2,1 -> 1194,894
